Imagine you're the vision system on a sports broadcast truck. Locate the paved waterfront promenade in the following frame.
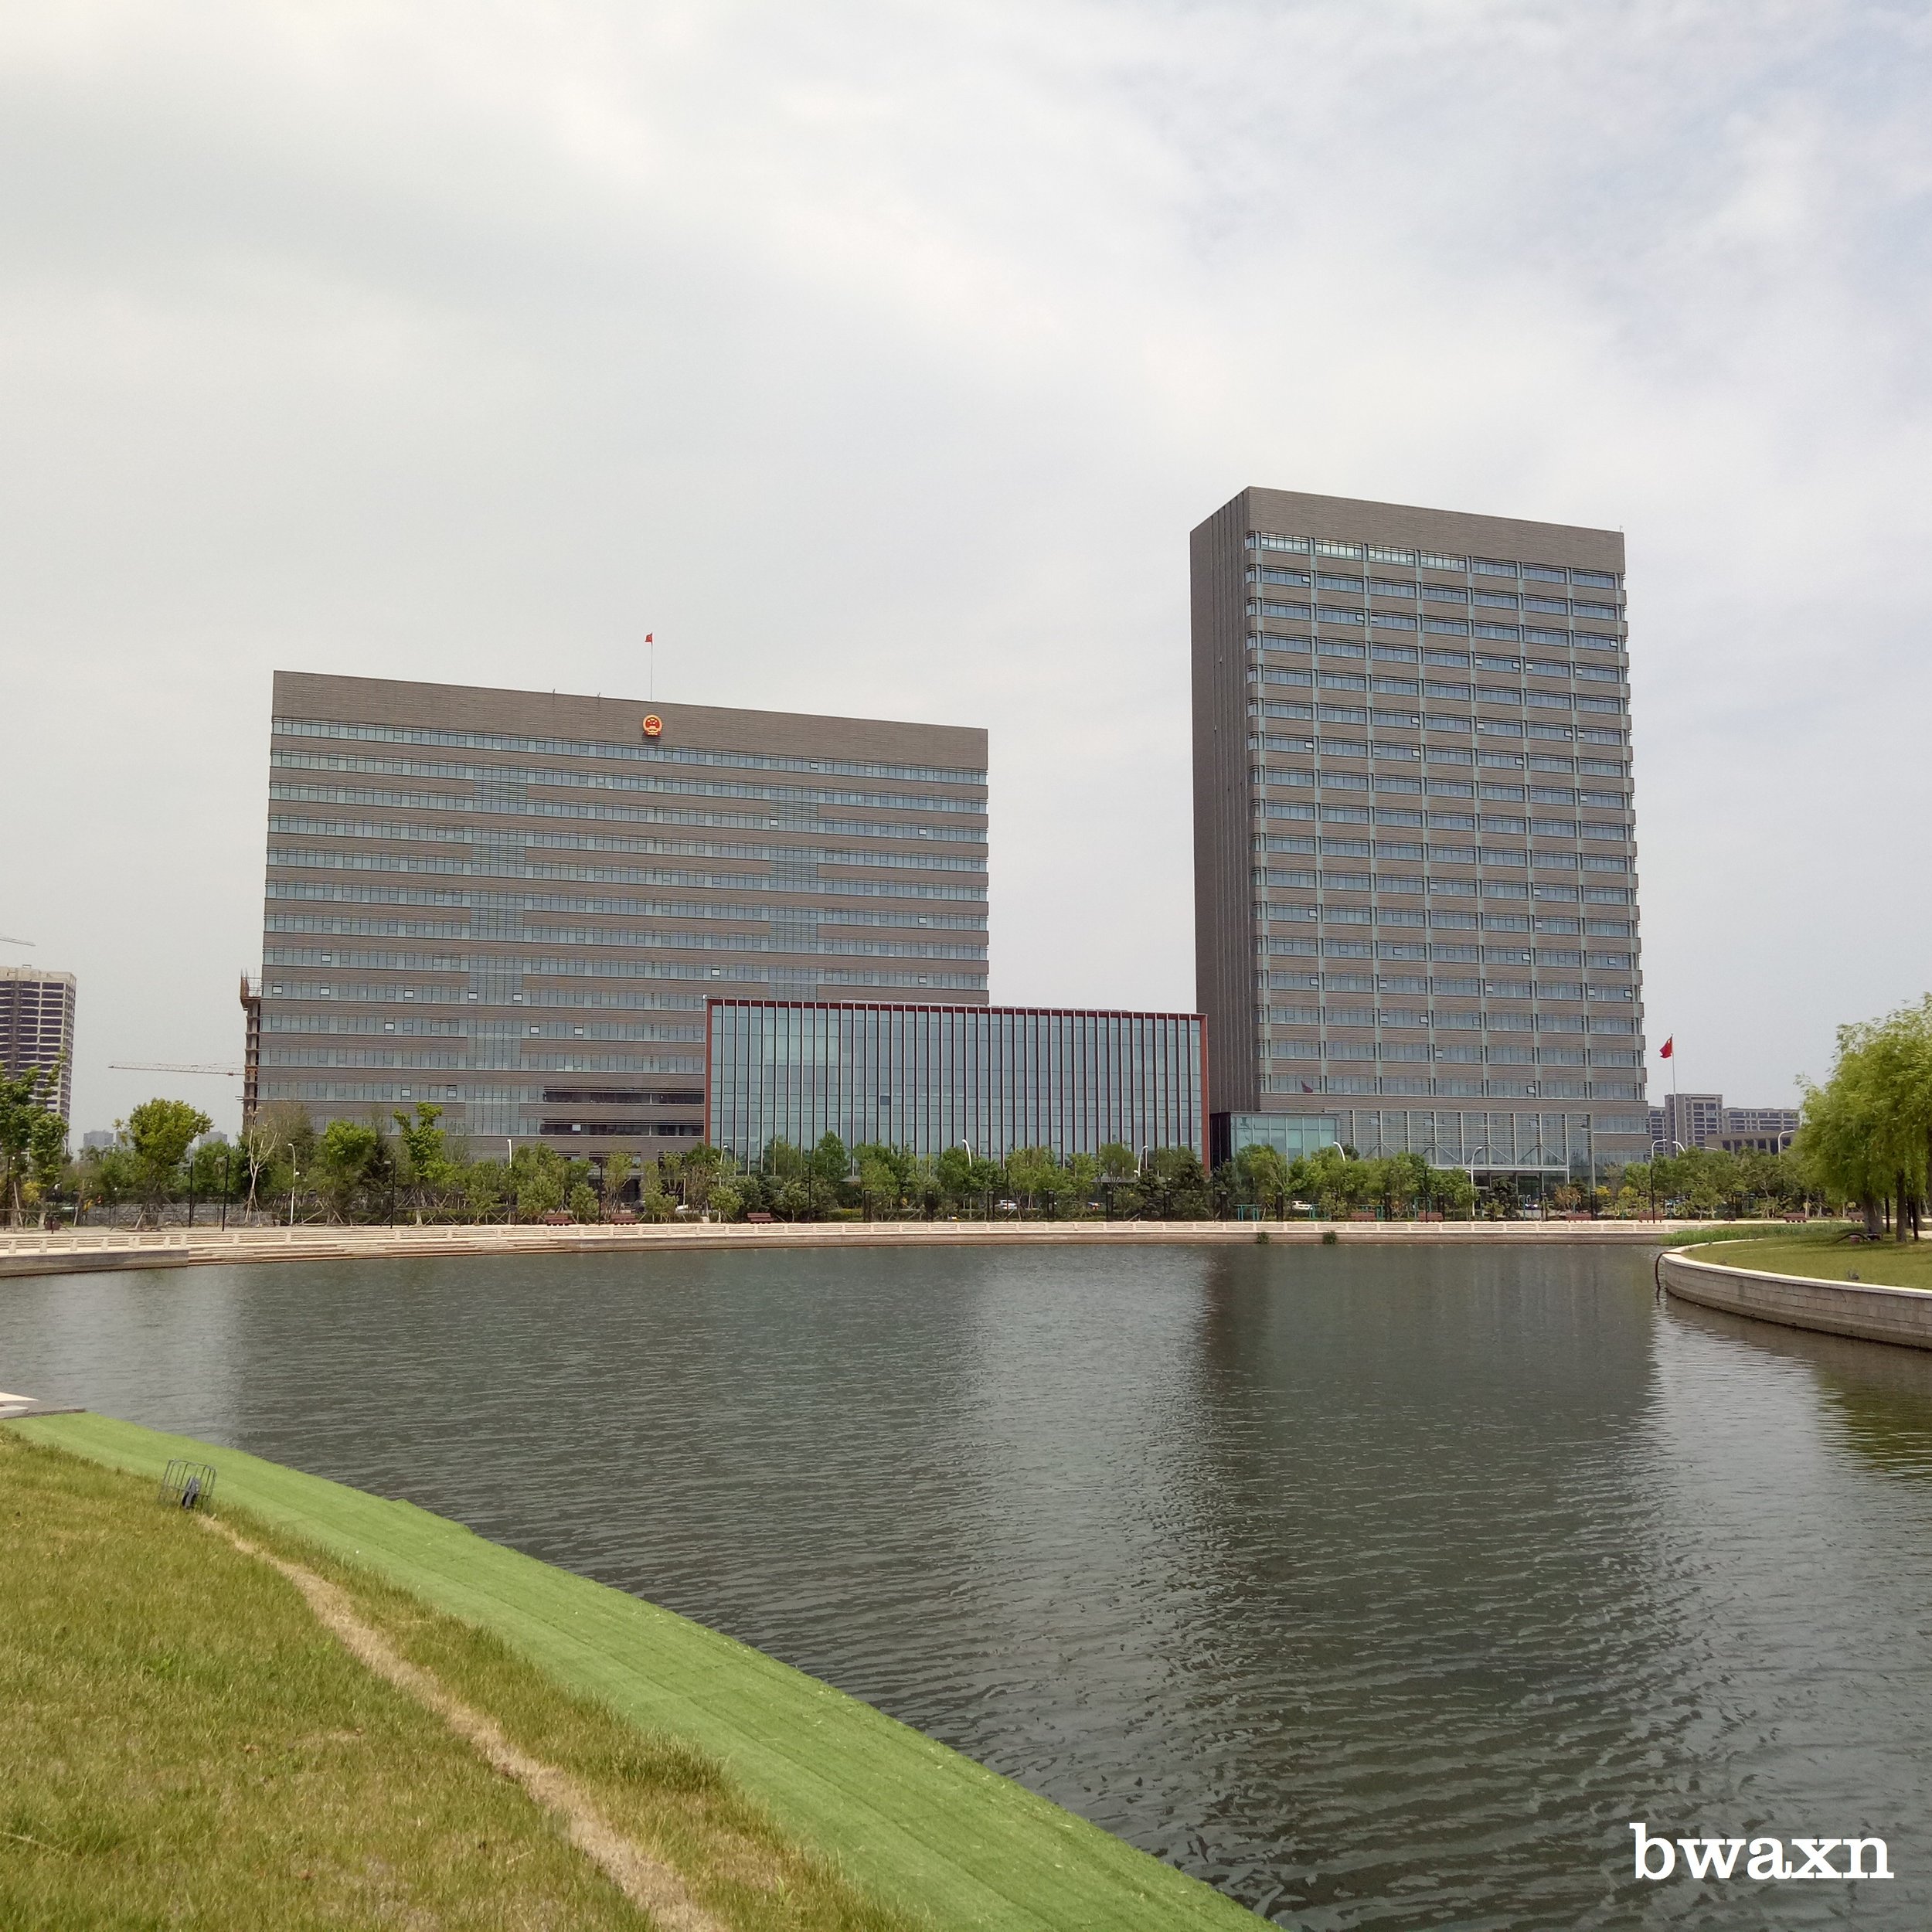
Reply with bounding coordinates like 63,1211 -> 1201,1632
0,1216 -> 1732,1281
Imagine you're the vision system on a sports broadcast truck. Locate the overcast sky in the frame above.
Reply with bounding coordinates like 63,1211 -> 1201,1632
3,0 -> 1929,1138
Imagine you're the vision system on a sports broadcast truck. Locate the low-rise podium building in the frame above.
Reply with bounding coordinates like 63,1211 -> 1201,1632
704,998 -> 1207,1165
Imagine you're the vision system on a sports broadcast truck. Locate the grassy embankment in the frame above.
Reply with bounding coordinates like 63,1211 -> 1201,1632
2,1416 -> 1255,1932
1683,1222 -> 1932,1291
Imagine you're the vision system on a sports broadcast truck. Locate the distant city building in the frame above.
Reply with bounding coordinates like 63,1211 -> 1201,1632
253,672 -> 987,1152
1191,488 -> 1648,1185
1651,1095 -> 1800,1155
705,999 -> 1207,1165
1719,1105 -> 1801,1153
1658,1092 -> 1724,1151
0,967 -> 77,1123
81,1129 -> 117,1151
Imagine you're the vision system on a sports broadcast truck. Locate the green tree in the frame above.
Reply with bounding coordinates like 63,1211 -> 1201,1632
314,1118 -> 384,1222
640,1157 -> 677,1223
1427,1165 -> 1477,1218
934,1145 -> 976,1212
506,1144 -> 566,1221
1004,1146 -> 1059,1216
0,1064 -> 66,1224
1235,1144 -> 1292,1218
808,1132 -> 850,1216
1095,1141 -> 1142,1218
464,1160 -> 507,1223
392,1103 -> 454,1220
1061,1151 -> 1100,1216
599,1149 -> 636,1216
30,1118 -> 69,1220
853,1142 -> 911,1219
566,1181 -> 599,1222
124,1097 -> 214,1227
909,1153 -> 944,1219
1141,1147 -> 1212,1219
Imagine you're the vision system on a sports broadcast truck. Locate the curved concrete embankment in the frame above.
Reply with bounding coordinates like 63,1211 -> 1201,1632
7,1413 -> 1251,1932
1660,1247 -> 1932,1352
0,1216 -> 1728,1281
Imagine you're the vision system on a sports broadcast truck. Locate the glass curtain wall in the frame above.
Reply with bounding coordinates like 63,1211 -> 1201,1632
708,1001 -> 1206,1165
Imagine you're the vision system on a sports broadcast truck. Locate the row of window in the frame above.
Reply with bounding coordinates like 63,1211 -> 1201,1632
270,784 -> 989,850
1270,1032 -> 1638,1053
265,848 -> 987,903
263,1048 -> 706,1072
1257,855 -> 1634,885
265,1013 -> 705,1039
1266,1009 -> 1635,1031
260,947 -> 984,994
1253,590 -> 1627,625
263,973 -> 709,1009
1249,604 -> 1624,644
1264,885 -> 1637,917
1250,631 -> 1621,662
1260,1074 -> 1645,1099
1247,532 -> 1621,588
1260,947 -> 1634,975
1266,977 -> 1633,1002
1259,795 -> 1628,826
257,1080 -> 709,1124
1260,818 -> 1627,846
1257,747 -> 1627,790
1251,655 -> 1624,685
264,882 -> 986,931
1257,694 -> 1624,724
267,818 -> 990,877
1264,909 -> 1638,942
273,716 -> 987,787
1257,754 -> 1627,796
266,913 -> 989,964
1247,569 -> 1623,619
271,753 -> 988,818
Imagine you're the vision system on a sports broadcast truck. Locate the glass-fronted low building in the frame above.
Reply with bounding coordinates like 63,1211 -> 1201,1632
705,998 -> 1207,1165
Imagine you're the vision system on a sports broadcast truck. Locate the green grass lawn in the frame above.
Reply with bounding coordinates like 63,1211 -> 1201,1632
0,1427 -> 920,1931
7,1415 -> 1258,1932
1685,1223 -> 1932,1291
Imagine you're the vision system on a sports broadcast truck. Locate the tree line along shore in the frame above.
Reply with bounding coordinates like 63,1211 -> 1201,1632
11,986 -> 1932,1232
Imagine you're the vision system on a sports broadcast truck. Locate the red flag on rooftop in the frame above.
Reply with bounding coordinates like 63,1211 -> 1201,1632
1660,1037 -> 1674,1059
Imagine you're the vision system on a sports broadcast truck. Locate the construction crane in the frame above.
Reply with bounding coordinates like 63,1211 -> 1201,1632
0,934 -> 35,947
110,1062 -> 244,1077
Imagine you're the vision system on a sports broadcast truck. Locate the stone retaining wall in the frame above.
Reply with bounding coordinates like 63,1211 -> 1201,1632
0,1217 -> 1734,1282
1660,1247 -> 1932,1352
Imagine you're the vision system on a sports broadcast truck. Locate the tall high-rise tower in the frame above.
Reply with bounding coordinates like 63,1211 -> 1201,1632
1191,488 -> 1648,1186
0,967 -> 77,1124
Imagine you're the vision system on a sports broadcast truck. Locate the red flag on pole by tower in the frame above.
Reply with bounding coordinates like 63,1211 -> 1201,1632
1659,1037 -> 1674,1059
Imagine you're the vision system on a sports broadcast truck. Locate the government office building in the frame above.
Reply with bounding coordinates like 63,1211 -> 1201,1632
705,998 -> 1207,1166
1192,488 -> 1650,1184
253,672 -> 988,1151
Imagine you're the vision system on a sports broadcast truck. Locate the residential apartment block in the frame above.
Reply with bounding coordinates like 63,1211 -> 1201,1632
1192,488 -> 1648,1182
253,673 -> 988,1151
0,966 -> 77,1124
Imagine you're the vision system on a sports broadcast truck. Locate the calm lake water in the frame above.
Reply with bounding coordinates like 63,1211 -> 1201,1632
5,1242 -> 1931,1929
